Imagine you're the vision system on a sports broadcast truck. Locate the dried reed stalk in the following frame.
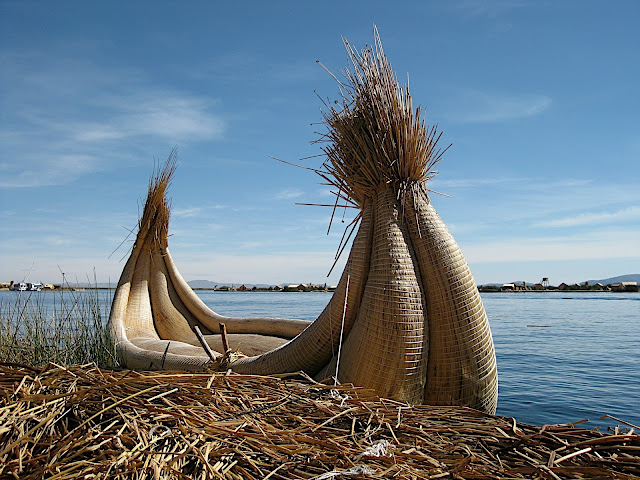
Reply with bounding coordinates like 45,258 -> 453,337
1,364 -> 637,479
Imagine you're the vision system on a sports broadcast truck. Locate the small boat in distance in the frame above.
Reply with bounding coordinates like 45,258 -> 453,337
9,282 -> 42,291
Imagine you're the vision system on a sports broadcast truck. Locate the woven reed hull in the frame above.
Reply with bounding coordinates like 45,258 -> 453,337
309,187 -> 497,412
336,188 -> 427,403
407,187 -> 498,413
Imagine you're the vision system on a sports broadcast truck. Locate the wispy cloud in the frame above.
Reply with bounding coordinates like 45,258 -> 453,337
172,250 -> 346,284
536,206 -> 640,228
431,176 -> 531,189
463,229 -> 640,264
41,235 -> 76,247
0,50 -> 225,188
0,154 -> 101,188
71,95 -> 224,142
443,89 -> 551,123
172,207 -> 204,218
275,188 -> 304,200
447,221 -> 490,235
452,0 -> 526,19
240,241 -> 262,249
190,50 -> 322,87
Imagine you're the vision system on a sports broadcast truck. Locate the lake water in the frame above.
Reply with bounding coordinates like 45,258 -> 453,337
2,289 -> 638,429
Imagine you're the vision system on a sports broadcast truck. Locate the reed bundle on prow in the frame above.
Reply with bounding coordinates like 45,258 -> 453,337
107,29 -> 498,414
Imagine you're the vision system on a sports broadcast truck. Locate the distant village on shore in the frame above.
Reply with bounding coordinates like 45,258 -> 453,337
2,276 -> 639,293
478,278 -> 639,293
0,280 -> 337,293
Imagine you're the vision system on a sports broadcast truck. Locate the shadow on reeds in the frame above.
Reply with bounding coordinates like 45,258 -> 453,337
0,277 -> 120,368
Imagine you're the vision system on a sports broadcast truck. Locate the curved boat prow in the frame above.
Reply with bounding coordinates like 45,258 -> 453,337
108,154 -> 316,371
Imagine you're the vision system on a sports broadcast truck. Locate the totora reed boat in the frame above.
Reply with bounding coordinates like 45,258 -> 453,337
107,29 -> 498,414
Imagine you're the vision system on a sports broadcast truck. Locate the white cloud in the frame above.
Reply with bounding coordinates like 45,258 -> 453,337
74,125 -> 124,142
0,51 -> 225,188
42,235 -> 76,247
430,176 -> 640,230
462,229 -> 640,264
447,221 -> 489,235
240,241 -> 262,249
172,207 -> 204,218
431,176 -> 531,189
536,206 -> 640,228
275,188 -> 305,200
443,89 -> 551,123
110,95 -> 224,141
0,154 -> 100,188
451,0 -> 526,18
431,176 -> 596,192
59,93 -> 224,144
173,250 -> 346,285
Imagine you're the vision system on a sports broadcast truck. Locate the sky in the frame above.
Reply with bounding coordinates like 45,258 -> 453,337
1,1 -> 639,287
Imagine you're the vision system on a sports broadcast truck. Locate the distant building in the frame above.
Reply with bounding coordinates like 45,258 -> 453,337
611,282 -> 639,292
10,282 -> 28,291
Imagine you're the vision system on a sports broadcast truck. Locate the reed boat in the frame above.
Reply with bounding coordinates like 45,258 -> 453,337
107,30 -> 498,413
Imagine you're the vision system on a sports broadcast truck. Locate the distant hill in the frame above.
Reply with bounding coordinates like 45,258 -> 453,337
584,274 -> 640,285
37,274 -> 638,290
187,280 -> 273,289
187,280 -> 223,289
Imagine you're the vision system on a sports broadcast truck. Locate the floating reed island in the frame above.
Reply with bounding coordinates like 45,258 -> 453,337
108,29 -> 497,414
1,363 -> 638,479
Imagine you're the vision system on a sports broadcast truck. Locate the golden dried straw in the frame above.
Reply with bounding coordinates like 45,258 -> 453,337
1,364 -> 638,479
317,28 -> 446,209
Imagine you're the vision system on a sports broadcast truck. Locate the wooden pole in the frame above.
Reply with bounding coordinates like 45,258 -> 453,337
219,322 -> 230,353
193,326 -> 217,362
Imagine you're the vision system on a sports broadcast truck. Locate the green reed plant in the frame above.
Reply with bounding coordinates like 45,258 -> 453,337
0,281 -> 120,368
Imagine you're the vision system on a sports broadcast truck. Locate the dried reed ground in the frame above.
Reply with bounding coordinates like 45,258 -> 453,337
1,363 -> 638,479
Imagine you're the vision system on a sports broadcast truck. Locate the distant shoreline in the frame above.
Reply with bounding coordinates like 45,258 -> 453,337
477,289 -> 638,293
2,287 -> 638,293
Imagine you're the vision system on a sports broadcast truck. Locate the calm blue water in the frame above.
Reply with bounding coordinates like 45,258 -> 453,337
485,291 -> 639,430
2,290 -> 638,429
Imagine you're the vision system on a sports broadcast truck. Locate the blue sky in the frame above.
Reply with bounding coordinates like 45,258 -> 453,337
1,1 -> 639,286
